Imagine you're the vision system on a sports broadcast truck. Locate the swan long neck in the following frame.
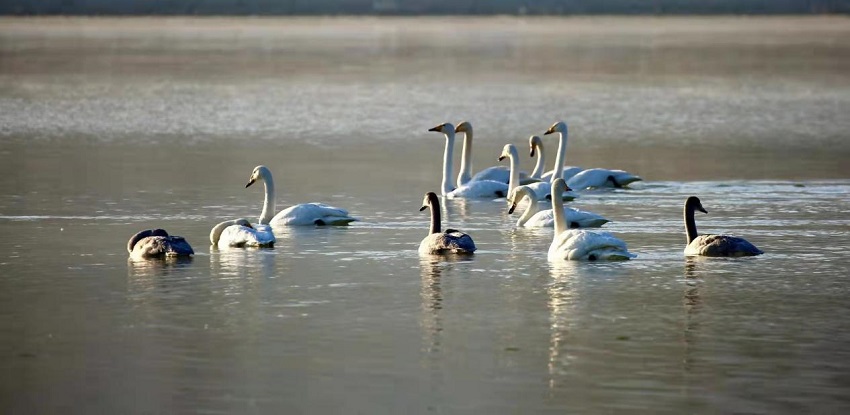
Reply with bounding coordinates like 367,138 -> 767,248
551,132 -> 568,184
441,131 -> 456,196
685,203 -> 699,244
428,196 -> 441,235
507,146 -> 520,192
516,191 -> 539,227
551,183 -> 568,236
259,170 -> 276,225
209,220 -> 235,245
457,130 -> 473,187
531,142 -> 545,179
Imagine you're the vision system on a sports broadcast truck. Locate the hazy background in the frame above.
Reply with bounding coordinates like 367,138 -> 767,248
3,0 -> 849,15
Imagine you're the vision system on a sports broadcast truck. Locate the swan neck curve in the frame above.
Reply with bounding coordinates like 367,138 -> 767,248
457,130 -> 473,187
551,183 -> 568,235
428,195 -> 441,235
259,169 -> 276,225
507,145 -> 520,192
516,191 -> 539,227
685,203 -> 699,244
551,131 -> 568,184
441,131 -> 456,196
531,142 -> 545,179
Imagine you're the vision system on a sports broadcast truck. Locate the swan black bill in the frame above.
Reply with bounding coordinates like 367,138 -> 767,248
508,204 -> 517,214
419,206 -> 428,211
245,179 -> 255,188
498,156 -> 506,161
544,127 -> 555,135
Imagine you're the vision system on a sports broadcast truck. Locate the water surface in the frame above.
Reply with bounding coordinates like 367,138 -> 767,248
1,16 -> 849,413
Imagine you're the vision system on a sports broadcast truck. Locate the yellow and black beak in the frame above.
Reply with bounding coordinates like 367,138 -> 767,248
508,203 -> 517,214
245,178 -> 256,188
428,124 -> 444,132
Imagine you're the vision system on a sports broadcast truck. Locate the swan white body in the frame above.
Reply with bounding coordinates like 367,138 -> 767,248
683,196 -> 763,257
419,192 -> 476,255
455,121 -> 531,186
428,123 -> 509,199
210,218 -> 275,248
246,165 -> 357,226
567,168 -> 642,190
501,143 -> 577,202
547,179 -> 635,261
127,229 -> 194,259
541,166 -> 584,182
508,185 -> 608,228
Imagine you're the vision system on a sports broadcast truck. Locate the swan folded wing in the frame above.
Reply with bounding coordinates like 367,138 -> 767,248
219,224 -> 275,248
131,236 -> 194,259
471,166 -> 531,184
419,232 -> 477,255
542,166 -> 584,182
685,234 -> 763,257
271,203 -> 357,226
527,182 -> 578,202
567,168 -> 642,190
549,230 -> 634,261
447,180 -> 509,199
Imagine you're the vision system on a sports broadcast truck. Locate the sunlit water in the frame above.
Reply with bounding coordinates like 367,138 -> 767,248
1,17 -> 849,413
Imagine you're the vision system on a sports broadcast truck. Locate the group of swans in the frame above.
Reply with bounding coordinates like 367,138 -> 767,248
129,165 -> 358,259
418,120 -> 761,260
419,181 -> 762,260
127,120 -> 762,260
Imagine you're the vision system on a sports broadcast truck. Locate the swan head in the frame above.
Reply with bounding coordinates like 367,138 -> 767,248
545,121 -> 568,136
528,135 -> 542,157
454,121 -> 473,135
246,165 -> 271,188
507,185 -> 534,214
497,144 -> 516,162
420,192 -> 439,211
546,179 -> 573,200
428,123 -> 455,135
686,196 -> 708,214
127,228 -> 169,253
234,218 -> 254,228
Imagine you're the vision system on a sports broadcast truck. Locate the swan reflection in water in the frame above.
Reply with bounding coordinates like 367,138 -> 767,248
682,258 -> 704,373
545,261 -> 582,392
418,256 -> 474,358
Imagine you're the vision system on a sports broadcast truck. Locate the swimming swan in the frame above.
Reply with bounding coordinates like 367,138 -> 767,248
127,229 -> 194,259
245,165 -> 357,226
419,192 -> 477,255
428,123 -> 509,199
455,121 -> 532,185
530,133 -> 583,182
539,121 -> 584,183
683,196 -> 763,257
543,121 -> 642,189
547,179 -> 635,261
210,218 -> 275,248
507,185 -> 609,228
499,143 -> 577,202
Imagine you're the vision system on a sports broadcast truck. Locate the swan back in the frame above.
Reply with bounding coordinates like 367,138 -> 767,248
128,229 -> 194,259
567,168 -> 642,190
548,229 -> 635,261
211,218 -> 275,248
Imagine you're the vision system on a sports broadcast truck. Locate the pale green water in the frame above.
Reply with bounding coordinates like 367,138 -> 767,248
1,16 -> 849,414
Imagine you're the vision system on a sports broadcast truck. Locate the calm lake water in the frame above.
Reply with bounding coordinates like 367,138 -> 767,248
2,16 -> 850,413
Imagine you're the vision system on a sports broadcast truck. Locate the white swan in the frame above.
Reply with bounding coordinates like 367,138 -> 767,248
547,179 -> 635,261
127,228 -> 194,259
500,143 -> 578,202
428,123 -> 509,199
543,121 -> 642,189
455,121 -> 532,185
210,218 -> 275,248
538,122 -> 584,183
245,165 -> 358,226
683,196 -> 763,257
507,185 -> 609,228
419,192 -> 477,255
528,135 -> 584,183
